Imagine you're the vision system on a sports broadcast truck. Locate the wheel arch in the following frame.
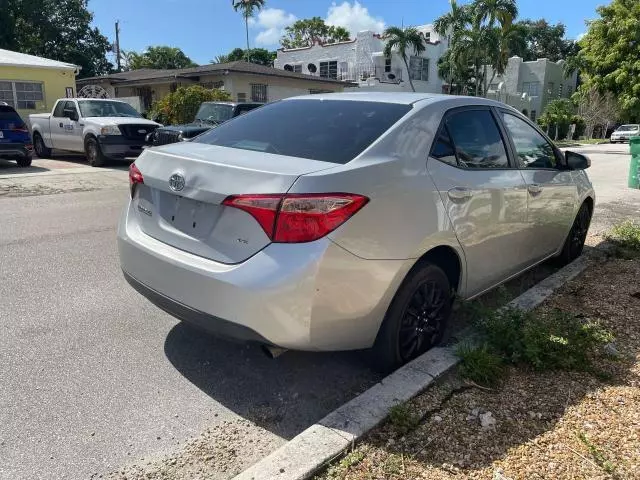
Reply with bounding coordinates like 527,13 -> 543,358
410,244 -> 464,295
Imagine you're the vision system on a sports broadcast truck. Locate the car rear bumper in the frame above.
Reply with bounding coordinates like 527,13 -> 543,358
98,135 -> 145,159
117,202 -> 407,351
0,142 -> 32,159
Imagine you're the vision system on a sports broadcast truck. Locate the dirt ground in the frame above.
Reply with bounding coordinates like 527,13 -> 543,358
317,253 -> 640,480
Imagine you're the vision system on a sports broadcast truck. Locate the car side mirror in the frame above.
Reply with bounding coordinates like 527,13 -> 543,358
64,109 -> 79,122
565,151 -> 591,170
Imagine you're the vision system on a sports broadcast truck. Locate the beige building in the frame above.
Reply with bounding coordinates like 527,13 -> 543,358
76,61 -> 354,112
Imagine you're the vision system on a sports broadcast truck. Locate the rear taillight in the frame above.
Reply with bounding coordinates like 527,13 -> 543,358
129,163 -> 144,198
222,193 -> 369,243
11,125 -> 29,133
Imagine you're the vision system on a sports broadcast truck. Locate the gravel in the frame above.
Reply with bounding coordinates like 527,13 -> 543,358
316,253 -> 640,480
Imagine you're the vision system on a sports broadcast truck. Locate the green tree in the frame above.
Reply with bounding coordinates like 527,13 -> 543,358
151,85 -> 231,125
125,46 -> 197,70
575,0 -> 640,121
212,47 -> 276,66
383,27 -> 425,92
516,20 -> 580,62
434,0 -> 472,91
232,0 -> 266,62
281,17 -> 350,49
539,98 -> 573,140
0,0 -> 112,77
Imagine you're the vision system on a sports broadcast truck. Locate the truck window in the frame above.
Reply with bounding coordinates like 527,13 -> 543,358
53,101 -> 65,117
64,101 -> 78,117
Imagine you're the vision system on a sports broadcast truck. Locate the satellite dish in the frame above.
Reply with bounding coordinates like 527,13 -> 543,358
498,82 -> 506,92
521,92 -> 529,101
77,85 -> 109,99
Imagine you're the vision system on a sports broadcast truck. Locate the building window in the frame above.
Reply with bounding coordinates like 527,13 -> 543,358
251,84 -> 268,103
384,58 -> 392,73
423,32 -> 431,43
558,84 -> 563,97
408,56 -> 429,81
309,89 -> 333,94
0,81 -> 44,109
530,110 -> 537,121
201,80 -> 224,89
292,64 -> 302,73
237,92 -> 247,103
319,61 -> 338,79
522,82 -> 539,97
548,82 -> 554,96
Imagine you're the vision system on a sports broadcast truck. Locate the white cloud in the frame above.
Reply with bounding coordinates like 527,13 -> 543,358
250,8 -> 297,46
325,1 -> 385,36
576,32 -> 586,41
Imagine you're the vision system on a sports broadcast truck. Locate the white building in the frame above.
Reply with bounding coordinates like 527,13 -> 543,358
274,25 -> 449,94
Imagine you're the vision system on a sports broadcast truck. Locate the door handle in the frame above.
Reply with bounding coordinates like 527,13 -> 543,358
59,122 -> 64,128
447,187 -> 473,201
528,184 -> 543,195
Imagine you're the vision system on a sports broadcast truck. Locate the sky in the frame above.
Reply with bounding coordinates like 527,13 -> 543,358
88,0 -> 605,66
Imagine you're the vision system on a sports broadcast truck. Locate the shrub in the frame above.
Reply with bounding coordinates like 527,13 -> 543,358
150,85 -> 231,124
456,342 -> 504,387
571,115 -> 586,139
607,221 -> 640,251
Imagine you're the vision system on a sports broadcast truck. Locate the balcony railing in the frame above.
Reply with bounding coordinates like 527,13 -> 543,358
314,65 -> 403,84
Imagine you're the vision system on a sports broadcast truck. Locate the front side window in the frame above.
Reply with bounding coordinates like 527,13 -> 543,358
501,112 -> 557,169
409,56 -> 429,81
77,100 -> 141,118
251,83 -> 268,103
63,101 -> 78,118
436,109 -> 510,169
52,101 -> 66,117
194,99 -> 412,164
319,61 -> 338,79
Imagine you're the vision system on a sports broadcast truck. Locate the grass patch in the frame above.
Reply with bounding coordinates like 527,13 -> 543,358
577,431 -> 618,475
456,342 -> 504,388
607,221 -> 640,254
456,307 -> 613,386
387,403 -> 420,434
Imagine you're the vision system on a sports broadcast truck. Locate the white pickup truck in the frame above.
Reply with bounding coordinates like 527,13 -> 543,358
29,98 -> 160,166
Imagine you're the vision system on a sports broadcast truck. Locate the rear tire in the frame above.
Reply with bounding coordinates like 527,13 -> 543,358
84,136 -> 107,167
33,132 -> 51,158
558,202 -> 592,265
372,263 -> 452,373
16,156 -> 32,167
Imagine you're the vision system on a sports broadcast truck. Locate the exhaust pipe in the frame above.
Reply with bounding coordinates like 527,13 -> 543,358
261,345 -> 288,359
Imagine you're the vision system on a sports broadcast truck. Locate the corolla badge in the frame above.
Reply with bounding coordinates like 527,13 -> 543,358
169,173 -> 185,192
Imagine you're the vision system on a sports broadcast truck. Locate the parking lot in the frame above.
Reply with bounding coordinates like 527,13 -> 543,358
1,143 -> 639,479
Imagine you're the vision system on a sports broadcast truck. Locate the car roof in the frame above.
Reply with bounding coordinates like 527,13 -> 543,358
283,91 -> 512,109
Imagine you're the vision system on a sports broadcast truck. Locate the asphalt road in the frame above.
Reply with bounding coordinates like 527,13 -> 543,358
1,143 -> 639,479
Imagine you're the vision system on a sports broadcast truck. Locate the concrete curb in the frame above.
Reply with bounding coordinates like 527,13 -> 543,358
234,254 -> 595,480
0,166 -> 126,179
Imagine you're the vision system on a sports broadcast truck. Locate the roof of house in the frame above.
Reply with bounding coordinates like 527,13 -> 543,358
76,61 -> 355,86
0,48 -> 79,70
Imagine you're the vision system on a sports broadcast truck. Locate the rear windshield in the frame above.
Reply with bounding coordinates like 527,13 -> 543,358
0,106 -> 25,128
193,99 -> 412,164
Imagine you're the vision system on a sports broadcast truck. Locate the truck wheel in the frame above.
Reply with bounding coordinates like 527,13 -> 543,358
16,156 -> 32,168
85,137 -> 107,167
33,132 -> 52,158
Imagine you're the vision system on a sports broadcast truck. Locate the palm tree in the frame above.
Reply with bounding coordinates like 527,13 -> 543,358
472,0 -> 518,29
232,0 -> 265,63
383,27 -> 425,92
434,0 -> 471,93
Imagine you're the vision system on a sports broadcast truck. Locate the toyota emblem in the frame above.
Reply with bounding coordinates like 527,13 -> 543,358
169,173 -> 185,192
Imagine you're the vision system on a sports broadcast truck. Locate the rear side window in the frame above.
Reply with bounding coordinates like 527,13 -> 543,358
440,109 -> 510,169
194,99 -> 412,164
53,101 -> 65,117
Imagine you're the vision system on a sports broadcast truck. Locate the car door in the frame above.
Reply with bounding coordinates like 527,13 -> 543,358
427,107 -> 529,297
60,101 -> 82,151
498,110 -> 577,262
50,101 -> 67,149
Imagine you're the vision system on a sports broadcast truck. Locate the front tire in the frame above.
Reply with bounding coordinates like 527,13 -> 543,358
372,263 -> 452,372
33,132 -> 52,158
84,136 -> 107,167
558,202 -> 592,265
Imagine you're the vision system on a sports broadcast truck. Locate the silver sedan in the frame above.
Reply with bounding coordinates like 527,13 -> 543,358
118,93 -> 594,371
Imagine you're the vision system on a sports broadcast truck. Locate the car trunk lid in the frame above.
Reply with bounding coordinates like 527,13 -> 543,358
132,142 -> 336,264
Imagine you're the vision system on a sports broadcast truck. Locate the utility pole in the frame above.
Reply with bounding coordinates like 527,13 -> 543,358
115,21 -> 121,71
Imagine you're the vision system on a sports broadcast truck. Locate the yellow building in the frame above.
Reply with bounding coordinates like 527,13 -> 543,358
0,48 -> 79,119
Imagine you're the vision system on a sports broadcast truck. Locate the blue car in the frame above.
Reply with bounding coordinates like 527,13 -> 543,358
0,102 -> 33,167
